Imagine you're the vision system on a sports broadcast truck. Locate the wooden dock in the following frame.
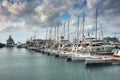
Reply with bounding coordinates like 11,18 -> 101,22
85,55 -> 120,67
97,52 -> 114,55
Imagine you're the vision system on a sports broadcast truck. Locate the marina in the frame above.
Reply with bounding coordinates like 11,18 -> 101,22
27,44 -> 120,66
0,0 -> 120,80
0,22 -> 120,79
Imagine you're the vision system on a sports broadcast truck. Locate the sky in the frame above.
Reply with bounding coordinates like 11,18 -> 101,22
0,0 -> 120,43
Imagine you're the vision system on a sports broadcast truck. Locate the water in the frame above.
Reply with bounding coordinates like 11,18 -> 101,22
0,47 -> 120,80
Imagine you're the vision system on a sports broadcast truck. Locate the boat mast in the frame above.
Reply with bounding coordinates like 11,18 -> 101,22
49,28 -> 52,40
99,32 -> 100,40
67,20 -> 69,40
57,25 -> 59,41
51,28 -> 53,40
77,17 -> 80,41
95,8 -> 98,40
64,22 -> 66,39
52,27 -> 54,40
49,28 -> 50,40
46,29 -> 48,40
95,8 -> 98,55
101,27 -> 103,40
54,26 -> 56,41
82,14 -> 85,40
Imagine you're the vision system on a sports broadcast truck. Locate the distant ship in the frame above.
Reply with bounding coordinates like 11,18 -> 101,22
6,35 -> 15,47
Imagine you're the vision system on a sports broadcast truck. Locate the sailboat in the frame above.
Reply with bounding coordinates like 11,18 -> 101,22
54,21 -> 71,57
67,41 -> 102,61
85,9 -> 113,66
67,9 -> 107,62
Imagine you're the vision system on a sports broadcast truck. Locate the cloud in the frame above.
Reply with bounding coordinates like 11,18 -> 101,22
0,0 -> 120,42
0,0 -> 33,21
0,20 -> 26,32
85,0 -> 120,33
86,0 -> 120,15
27,0 -> 87,27
0,0 -> 34,32
27,0 -> 69,27
87,0 -> 99,9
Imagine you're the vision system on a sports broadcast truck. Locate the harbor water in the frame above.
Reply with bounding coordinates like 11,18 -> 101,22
0,47 -> 120,80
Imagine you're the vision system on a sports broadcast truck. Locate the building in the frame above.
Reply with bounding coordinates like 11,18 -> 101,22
6,35 -> 14,47
0,43 -> 5,48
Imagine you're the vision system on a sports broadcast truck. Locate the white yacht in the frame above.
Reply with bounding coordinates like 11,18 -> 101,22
113,50 -> 120,57
66,40 -> 105,61
57,43 -> 76,57
54,43 -> 71,57
49,49 -> 58,55
58,51 -> 74,58
71,54 -> 93,61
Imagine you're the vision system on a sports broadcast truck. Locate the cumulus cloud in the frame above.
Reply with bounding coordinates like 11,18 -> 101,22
0,20 -> 26,32
27,0 -> 87,27
0,0 -> 34,32
0,0 -> 33,20
85,0 -> 120,34
28,0 -> 69,27
0,0 -> 119,41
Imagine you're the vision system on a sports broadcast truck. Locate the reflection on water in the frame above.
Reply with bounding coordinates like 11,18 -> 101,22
0,47 -> 120,80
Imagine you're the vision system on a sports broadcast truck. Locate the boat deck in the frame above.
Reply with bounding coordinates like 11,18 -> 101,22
101,55 -> 120,61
